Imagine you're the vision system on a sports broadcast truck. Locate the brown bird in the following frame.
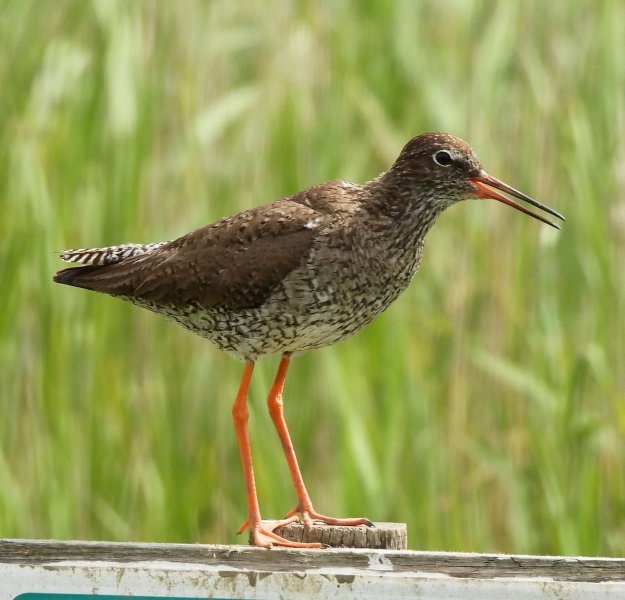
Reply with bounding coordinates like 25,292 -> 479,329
54,132 -> 564,548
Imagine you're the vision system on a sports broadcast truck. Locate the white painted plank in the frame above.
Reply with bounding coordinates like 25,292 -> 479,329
1,539 -> 623,600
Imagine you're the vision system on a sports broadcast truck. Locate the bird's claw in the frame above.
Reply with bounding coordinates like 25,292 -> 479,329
285,505 -> 374,529
237,515 -> 321,548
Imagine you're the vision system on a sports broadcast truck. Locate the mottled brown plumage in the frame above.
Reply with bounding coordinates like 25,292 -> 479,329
54,132 -> 564,548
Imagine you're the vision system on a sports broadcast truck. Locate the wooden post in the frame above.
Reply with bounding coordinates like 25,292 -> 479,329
255,521 -> 407,549
1,538 -> 624,599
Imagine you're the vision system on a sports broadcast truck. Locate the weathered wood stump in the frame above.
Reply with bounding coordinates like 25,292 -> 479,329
250,521 -> 407,549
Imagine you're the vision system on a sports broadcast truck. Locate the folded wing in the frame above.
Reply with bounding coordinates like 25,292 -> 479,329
54,200 -> 318,310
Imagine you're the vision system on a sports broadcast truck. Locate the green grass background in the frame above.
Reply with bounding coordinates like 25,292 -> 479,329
1,0 -> 624,555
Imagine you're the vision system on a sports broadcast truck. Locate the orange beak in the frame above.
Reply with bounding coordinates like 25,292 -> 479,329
469,171 -> 565,229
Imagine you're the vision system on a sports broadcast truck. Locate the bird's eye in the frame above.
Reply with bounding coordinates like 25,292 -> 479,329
433,150 -> 453,167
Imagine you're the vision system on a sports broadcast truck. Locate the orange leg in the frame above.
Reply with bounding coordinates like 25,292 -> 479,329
232,360 -> 320,548
267,353 -> 373,530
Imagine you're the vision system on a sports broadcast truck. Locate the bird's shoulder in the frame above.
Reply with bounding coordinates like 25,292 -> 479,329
166,178 -> 362,254
287,179 -> 363,214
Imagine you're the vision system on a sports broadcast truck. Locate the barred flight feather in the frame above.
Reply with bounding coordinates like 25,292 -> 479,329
60,242 -> 169,266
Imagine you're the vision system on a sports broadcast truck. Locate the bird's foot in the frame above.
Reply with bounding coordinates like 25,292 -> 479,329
237,514 -> 322,548
285,505 -> 374,530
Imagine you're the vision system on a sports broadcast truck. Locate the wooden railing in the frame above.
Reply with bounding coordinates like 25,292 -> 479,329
1,536 -> 624,599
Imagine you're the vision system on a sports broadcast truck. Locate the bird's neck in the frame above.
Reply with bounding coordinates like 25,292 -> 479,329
362,170 -> 446,244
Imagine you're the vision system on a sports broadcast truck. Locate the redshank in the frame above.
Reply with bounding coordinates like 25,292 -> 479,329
54,132 -> 564,548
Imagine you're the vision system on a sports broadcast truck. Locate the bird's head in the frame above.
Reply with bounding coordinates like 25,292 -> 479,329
388,132 -> 564,229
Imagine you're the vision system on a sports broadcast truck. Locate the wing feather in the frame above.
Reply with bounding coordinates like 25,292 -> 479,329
54,200 -> 318,310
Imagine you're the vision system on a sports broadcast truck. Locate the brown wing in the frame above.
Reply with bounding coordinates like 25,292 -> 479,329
54,199 -> 319,310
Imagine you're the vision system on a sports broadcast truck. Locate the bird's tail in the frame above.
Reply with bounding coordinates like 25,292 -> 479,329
58,241 -> 169,266
53,241 -> 169,290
